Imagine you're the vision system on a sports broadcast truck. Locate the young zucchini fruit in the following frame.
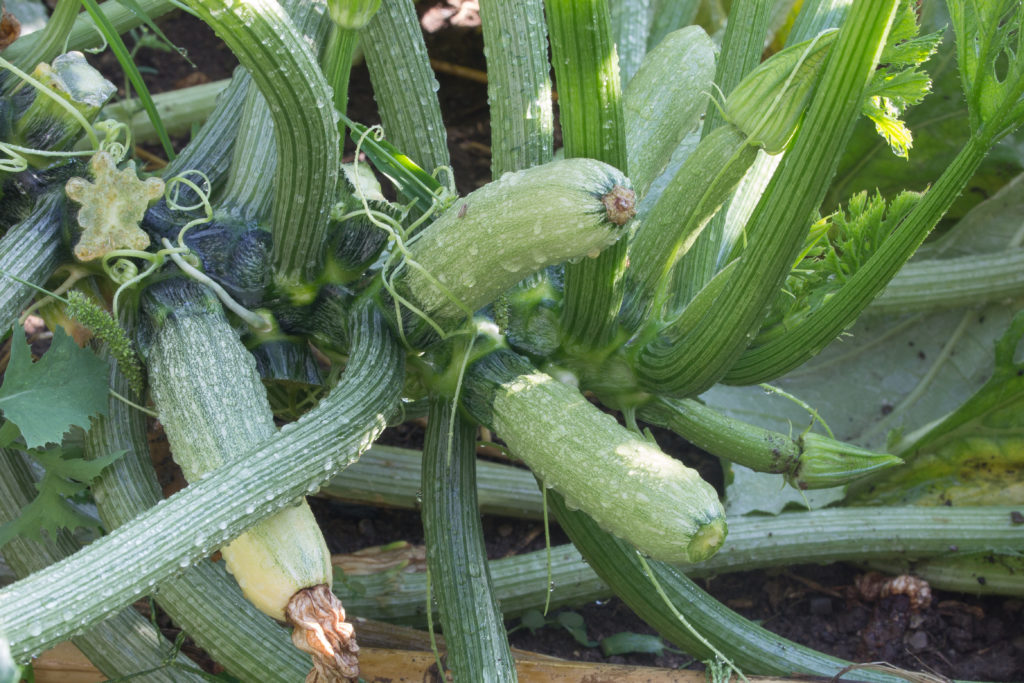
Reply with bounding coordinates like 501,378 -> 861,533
462,348 -> 726,564
139,279 -> 358,683
389,157 -> 635,345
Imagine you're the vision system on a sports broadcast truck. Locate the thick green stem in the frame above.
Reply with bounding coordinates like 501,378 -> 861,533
321,444 -> 545,518
361,0 -> 449,175
479,0 -> 554,175
0,305 -> 402,660
646,0 -> 700,50
334,505 -> 1024,624
620,124 -> 757,332
609,0 -> 651,86
726,135 -> 994,384
2,0 -> 80,92
3,0 -> 177,63
546,0 -> 629,352
182,0 -> 339,286
421,398 -> 516,681
634,0 -> 900,397
549,491 -> 926,681
0,450 -> 204,682
322,26 -> 360,122
0,192 -> 65,335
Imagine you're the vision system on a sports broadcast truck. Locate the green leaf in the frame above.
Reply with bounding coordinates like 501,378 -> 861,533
0,444 -> 123,548
0,421 -> 18,448
0,327 -> 110,448
600,632 -> 668,657
555,611 -> 597,648
846,311 -> 1024,506
519,609 -> 546,633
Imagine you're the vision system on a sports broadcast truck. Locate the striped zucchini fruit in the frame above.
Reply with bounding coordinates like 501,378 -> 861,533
140,280 -> 357,682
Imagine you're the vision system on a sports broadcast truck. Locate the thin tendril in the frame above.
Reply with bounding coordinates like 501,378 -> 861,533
758,383 -> 835,439
635,551 -> 748,683
542,487 -> 552,616
424,567 -> 446,679
109,389 -> 158,417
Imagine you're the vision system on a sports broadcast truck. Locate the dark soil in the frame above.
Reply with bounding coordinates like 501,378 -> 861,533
45,3 -> 1024,681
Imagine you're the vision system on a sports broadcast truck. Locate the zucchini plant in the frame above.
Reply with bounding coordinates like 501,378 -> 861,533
0,0 -> 1023,681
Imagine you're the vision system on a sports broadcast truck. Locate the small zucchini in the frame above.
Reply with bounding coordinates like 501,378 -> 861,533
139,279 -> 358,682
390,157 -> 635,343
462,348 -> 726,564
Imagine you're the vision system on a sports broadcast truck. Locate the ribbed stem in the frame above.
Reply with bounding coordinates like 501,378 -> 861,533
479,0 -> 554,175
609,0 -> 651,86
680,0 -> 775,301
549,491 -> 925,682
634,0 -> 900,397
218,83 -> 277,222
322,26 -> 360,121
421,398 -> 516,681
869,248 -> 1024,314
3,0 -> 80,91
546,0 -> 629,352
0,450 -> 204,681
361,0 -> 449,175
335,505 -> 1024,625
103,79 -> 229,146
620,124 -> 756,332
3,0 -> 176,62
726,135 -> 993,384
638,396 -> 901,489
86,308 -> 309,681
0,304 -> 402,660
320,444 -> 545,519
646,0 -> 700,50
182,0 -> 340,286
0,192 -> 65,334
677,0 -> 849,307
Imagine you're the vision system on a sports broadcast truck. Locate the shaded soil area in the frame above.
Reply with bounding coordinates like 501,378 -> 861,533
16,2 -> 1023,681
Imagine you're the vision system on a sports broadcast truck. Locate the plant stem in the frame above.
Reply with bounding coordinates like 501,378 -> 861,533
635,0 -> 900,397
0,304 -> 402,660
478,0 -> 554,175
361,0 -> 450,176
0,191 -> 65,335
546,0 -> 629,353
320,444 -> 545,519
548,491 -> 934,681
322,26 -> 360,121
3,0 -> 177,63
181,0 -> 339,286
2,0 -> 80,93
609,0 -> 651,86
0,450 -> 204,682
725,134 -> 992,384
421,397 -> 517,681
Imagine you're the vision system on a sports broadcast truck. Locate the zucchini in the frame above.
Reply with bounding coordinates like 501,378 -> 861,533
139,279 -> 358,681
391,157 -> 634,342
462,348 -> 726,564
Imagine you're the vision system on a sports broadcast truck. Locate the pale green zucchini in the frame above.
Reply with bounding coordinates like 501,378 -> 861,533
140,280 -> 357,682
391,157 -> 635,340
462,349 -> 725,564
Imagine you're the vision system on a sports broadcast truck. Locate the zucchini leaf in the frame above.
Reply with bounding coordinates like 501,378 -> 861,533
0,442 -> 124,548
845,310 -> 1024,506
0,327 -> 110,448
705,172 -> 1024,513
827,17 -> 1023,223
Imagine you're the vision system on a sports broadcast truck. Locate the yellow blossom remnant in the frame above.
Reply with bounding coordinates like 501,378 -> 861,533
65,151 -> 164,261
